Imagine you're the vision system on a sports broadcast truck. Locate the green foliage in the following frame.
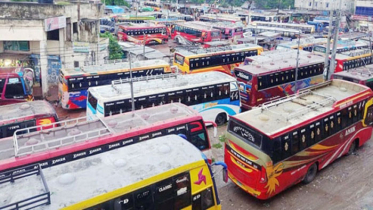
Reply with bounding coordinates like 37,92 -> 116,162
100,32 -> 123,60
219,135 -> 227,143
212,143 -> 223,149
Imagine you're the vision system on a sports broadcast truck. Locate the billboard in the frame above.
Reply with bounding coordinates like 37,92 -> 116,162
45,16 -> 66,32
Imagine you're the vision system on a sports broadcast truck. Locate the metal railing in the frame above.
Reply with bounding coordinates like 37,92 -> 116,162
13,117 -> 112,157
0,164 -> 50,210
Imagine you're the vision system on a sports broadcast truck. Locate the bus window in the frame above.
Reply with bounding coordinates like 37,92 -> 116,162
5,77 -> 24,99
299,127 -> 307,150
134,187 -> 153,209
364,105 -> 373,126
136,97 -> 147,109
291,130 -> 300,154
190,132 -> 209,150
329,115 -> 336,135
0,78 -> 4,97
366,81 -> 373,90
315,121 -> 322,142
88,93 -> 98,110
192,187 -> 214,210
258,76 -> 267,90
281,134 -> 291,159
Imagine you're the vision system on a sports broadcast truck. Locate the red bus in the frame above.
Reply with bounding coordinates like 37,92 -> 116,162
332,65 -> 373,90
334,49 -> 373,73
235,51 -> 325,111
117,24 -> 169,45
0,100 -> 57,139
0,68 -> 34,105
225,80 -> 373,200
171,22 -> 221,44
0,103 -> 216,174
194,21 -> 243,40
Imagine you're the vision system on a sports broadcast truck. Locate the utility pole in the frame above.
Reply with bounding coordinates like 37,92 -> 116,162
329,6 -> 342,80
129,53 -> 135,113
143,33 -> 146,55
324,11 -> 333,80
294,30 -> 301,92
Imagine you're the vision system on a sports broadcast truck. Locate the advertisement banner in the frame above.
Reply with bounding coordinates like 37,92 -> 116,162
45,16 -> 66,32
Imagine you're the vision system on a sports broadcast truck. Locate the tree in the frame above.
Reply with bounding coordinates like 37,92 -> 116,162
102,0 -> 130,7
100,32 -> 123,60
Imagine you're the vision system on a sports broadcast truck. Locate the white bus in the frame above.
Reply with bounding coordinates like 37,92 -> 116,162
252,21 -> 315,34
87,72 -> 240,125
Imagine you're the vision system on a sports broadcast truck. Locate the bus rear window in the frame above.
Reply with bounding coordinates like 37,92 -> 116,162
228,119 -> 262,148
211,31 -> 220,37
0,78 -> 4,96
174,54 -> 185,65
88,93 -> 98,110
234,70 -> 252,81
5,77 -> 24,99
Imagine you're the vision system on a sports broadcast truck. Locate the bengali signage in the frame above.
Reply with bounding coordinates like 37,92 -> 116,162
73,42 -> 90,53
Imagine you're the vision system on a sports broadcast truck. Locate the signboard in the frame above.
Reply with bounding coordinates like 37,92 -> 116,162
45,16 -> 66,32
73,42 -> 90,53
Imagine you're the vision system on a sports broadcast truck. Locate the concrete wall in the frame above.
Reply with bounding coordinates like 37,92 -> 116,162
294,0 -> 355,11
0,19 -> 44,41
0,2 -> 103,20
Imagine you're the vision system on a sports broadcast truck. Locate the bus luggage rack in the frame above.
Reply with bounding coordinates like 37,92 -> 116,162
0,164 -> 50,210
13,117 -> 112,157
111,72 -> 179,94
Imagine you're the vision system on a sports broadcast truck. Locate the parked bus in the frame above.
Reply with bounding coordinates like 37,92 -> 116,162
199,14 -> 242,23
194,21 -> 243,40
237,51 -> 325,110
173,43 -> 263,75
252,21 -> 315,34
87,72 -> 240,125
332,65 -> 373,89
143,1 -> 161,11
116,15 -> 156,23
0,103 -> 217,173
276,37 -> 328,52
224,79 -> 373,200
171,22 -> 221,43
307,21 -> 324,32
244,25 -> 299,39
0,135 -> 227,210
334,49 -> 373,72
118,24 -> 169,45
0,68 -> 34,105
0,100 -> 57,139
58,60 -> 170,109
313,40 -> 369,55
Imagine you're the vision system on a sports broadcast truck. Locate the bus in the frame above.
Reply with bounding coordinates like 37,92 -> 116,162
236,50 -> 325,110
199,14 -> 242,24
276,37 -> 328,52
0,103 -> 217,173
118,24 -> 169,45
116,15 -> 156,23
244,25 -> 299,39
173,43 -> 263,75
0,68 -> 34,105
332,65 -> 373,89
224,79 -> 373,200
252,21 -> 315,34
307,21 -> 324,32
58,60 -> 170,109
87,72 -> 240,125
0,135 -> 227,210
0,100 -> 57,139
334,49 -> 373,72
143,1 -> 161,11
313,40 -> 369,55
194,22 -> 243,40
171,22 -> 221,43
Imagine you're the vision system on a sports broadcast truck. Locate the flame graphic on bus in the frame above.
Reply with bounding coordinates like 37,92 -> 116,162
38,119 -> 52,125
265,163 -> 284,195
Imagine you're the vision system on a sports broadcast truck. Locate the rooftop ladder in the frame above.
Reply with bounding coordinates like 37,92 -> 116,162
13,116 -> 112,157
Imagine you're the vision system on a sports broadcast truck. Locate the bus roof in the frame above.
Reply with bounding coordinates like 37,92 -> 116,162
89,72 -> 236,102
175,21 -> 222,31
241,51 -> 324,75
244,25 -> 299,33
277,37 -> 328,48
61,60 -> 168,76
0,101 -> 56,123
232,80 -> 370,136
118,24 -> 167,29
175,43 -> 262,56
1,103 -> 198,160
315,40 -> 368,49
253,21 -> 315,29
333,65 -> 373,81
194,21 -> 242,29
0,135 -> 204,210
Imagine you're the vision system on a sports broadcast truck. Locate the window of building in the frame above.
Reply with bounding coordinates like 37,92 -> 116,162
74,61 -> 79,68
47,29 -> 60,40
73,22 -> 78,34
3,41 -> 30,51
326,3 -> 329,7
309,2 -> 312,6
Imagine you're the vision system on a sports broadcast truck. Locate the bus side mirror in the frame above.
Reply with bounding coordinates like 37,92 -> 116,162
204,121 -> 217,138
211,161 -> 228,183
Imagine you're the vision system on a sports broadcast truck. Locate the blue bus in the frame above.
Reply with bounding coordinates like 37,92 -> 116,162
86,72 -> 240,125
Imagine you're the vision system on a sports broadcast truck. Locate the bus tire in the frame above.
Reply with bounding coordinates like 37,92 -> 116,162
347,139 -> 358,155
303,163 -> 317,184
215,113 -> 227,126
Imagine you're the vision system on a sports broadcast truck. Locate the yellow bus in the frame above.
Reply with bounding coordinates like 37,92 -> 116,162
173,44 -> 263,75
0,135 -> 227,210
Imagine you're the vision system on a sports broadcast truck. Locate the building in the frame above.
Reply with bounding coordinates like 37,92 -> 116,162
0,1 -> 109,97
294,0 -> 355,12
355,0 -> 373,16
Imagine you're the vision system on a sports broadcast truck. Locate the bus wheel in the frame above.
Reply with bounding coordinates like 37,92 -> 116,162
303,163 -> 317,184
347,140 -> 358,155
215,113 -> 227,126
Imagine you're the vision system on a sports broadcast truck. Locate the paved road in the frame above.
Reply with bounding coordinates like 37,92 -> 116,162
207,125 -> 373,210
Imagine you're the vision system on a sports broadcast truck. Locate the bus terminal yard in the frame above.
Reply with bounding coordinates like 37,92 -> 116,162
3,5 -> 373,210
